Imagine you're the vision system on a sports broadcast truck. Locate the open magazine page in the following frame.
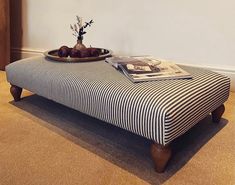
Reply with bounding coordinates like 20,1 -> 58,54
105,56 -> 192,82
105,56 -> 160,69
121,62 -> 192,82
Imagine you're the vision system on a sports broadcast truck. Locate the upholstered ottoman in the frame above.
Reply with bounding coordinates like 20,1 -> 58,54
6,56 -> 230,172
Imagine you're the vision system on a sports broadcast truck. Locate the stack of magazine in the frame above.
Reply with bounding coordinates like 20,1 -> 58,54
105,56 -> 192,82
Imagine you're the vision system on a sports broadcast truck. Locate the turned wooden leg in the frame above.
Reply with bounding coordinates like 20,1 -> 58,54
212,104 -> 225,123
150,143 -> 172,173
10,85 -> 22,102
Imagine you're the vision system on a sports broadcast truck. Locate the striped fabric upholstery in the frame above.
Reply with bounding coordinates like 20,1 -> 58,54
6,57 -> 230,145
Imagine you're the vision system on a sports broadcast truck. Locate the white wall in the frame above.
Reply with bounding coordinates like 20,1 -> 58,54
11,0 -> 235,90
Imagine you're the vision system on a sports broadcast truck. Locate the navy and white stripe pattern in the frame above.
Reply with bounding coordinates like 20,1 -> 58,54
6,57 -> 230,145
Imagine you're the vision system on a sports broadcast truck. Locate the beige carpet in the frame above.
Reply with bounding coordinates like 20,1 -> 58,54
0,70 -> 234,185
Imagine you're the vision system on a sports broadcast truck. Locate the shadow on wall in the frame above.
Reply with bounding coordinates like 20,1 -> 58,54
11,94 -> 228,185
10,0 -> 23,62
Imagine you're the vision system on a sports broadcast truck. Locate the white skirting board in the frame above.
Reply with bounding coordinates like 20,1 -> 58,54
11,48 -> 235,92
11,48 -> 43,61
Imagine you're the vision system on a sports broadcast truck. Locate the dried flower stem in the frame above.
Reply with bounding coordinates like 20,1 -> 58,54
70,16 -> 94,40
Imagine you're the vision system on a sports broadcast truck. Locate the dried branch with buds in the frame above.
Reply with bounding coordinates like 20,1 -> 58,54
70,16 -> 94,41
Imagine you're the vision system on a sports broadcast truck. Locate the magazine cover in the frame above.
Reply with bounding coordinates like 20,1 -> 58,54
105,56 -> 192,82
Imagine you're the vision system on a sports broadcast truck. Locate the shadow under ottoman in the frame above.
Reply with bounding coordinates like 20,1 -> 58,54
6,56 -> 230,172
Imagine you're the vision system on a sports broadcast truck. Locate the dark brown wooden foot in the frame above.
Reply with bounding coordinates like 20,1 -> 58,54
150,143 -> 172,173
212,104 -> 225,123
10,85 -> 22,102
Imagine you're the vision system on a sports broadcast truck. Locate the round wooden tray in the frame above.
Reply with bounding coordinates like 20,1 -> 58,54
44,48 -> 112,62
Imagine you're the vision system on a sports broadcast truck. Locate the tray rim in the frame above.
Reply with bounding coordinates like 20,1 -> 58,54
44,48 -> 112,62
